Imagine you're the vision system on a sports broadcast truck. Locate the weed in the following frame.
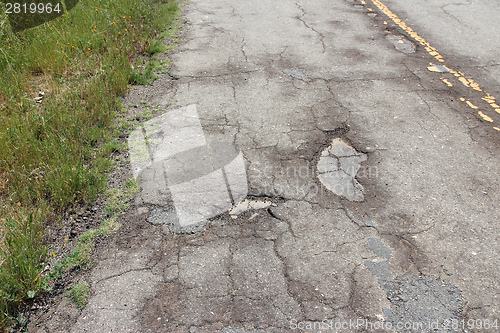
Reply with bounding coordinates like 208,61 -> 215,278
0,213 -> 47,328
128,71 -> 151,85
44,215 -> 121,281
125,178 -> 140,198
66,281 -> 90,309
14,312 -> 28,332
104,189 -> 129,217
147,41 -> 167,56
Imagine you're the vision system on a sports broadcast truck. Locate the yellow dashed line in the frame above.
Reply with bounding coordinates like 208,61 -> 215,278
494,127 -> 500,131
447,69 -> 483,91
441,78 -> 453,87
478,111 -> 493,122
481,93 -> 500,114
458,77 -> 470,87
427,64 -> 449,72
466,101 -> 478,109
370,0 -> 444,63
483,94 -> 496,104
368,0 -> 499,130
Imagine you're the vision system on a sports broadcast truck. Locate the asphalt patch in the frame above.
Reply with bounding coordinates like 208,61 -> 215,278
386,35 -> 416,54
381,274 -> 467,333
364,260 -> 395,283
368,237 -> 392,259
364,237 -> 467,332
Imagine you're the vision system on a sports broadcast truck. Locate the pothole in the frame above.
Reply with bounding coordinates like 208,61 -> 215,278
316,138 -> 367,201
129,104 -> 249,233
229,198 -> 274,218
386,35 -> 416,54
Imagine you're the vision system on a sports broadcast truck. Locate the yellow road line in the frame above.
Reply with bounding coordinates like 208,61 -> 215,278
441,78 -> 453,87
368,0 -> 499,130
370,0 -> 444,63
478,111 -> 493,122
465,100 -> 478,109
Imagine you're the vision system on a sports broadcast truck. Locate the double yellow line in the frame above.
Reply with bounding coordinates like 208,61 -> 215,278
365,0 -> 500,131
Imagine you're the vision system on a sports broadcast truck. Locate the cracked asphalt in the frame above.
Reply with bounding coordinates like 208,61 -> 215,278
30,0 -> 500,332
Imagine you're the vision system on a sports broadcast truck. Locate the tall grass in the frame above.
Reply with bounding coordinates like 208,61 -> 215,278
0,0 -> 179,329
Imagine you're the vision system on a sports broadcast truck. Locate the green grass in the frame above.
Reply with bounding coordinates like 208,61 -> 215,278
0,0 -> 179,329
104,189 -> 129,216
0,213 -> 47,315
147,41 -> 167,55
66,280 -> 90,309
125,178 -> 140,197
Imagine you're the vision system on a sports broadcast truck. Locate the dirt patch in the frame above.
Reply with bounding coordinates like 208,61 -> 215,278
25,147 -> 137,332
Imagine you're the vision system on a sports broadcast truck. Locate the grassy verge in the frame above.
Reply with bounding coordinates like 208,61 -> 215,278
66,280 -> 90,309
0,0 -> 179,329
45,178 -> 139,282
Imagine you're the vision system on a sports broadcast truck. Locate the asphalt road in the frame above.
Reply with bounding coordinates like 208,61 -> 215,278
30,0 -> 500,332
381,0 -> 500,93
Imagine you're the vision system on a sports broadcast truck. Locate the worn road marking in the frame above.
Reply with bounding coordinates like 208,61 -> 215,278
427,64 -> 449,73
462,99 -> 479,110
367,0 -> 499,132
441,78 -> 453,87
478,111 -> 493,123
